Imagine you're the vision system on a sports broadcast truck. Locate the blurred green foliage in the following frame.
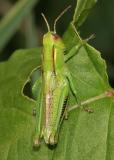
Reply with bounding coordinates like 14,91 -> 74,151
0,0 -> 114,85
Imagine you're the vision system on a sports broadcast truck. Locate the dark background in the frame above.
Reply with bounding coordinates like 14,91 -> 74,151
0,0 -> 114,87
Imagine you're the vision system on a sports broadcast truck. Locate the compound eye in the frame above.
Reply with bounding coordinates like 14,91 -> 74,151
52,33 -> 60,41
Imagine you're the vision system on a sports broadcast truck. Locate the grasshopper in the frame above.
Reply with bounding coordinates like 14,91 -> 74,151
32,6 -> 82,147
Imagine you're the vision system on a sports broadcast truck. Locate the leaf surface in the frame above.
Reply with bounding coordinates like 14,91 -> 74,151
0,0 -> 39,51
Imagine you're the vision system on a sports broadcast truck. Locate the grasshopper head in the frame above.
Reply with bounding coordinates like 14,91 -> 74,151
43,32 -> 65,50
42,6 -> 71,50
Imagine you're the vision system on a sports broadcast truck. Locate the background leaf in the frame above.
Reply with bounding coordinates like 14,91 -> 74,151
73,0 -> 97,27
0,0 -> 39,51
0,48 -> 54,160
51,34 -> 113,160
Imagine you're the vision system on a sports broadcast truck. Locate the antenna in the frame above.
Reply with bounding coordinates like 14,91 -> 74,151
54,5 -> 71,33
41,13 -> 50,32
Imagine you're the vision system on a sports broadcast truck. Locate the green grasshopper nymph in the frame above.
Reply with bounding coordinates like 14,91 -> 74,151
32,6 -> 82,147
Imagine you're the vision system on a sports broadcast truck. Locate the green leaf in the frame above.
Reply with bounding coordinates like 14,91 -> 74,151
51,33 -> 114,160
73,0 -> 97,27
0,48 -> 54,160
0,34 -> 114,160
63,0 -> 97,49
0,0 -> 39,51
